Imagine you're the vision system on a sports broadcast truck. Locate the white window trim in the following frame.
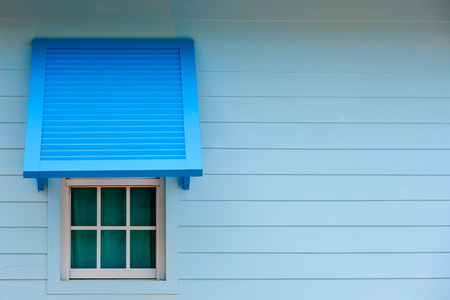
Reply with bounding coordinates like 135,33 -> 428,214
61,178 -> 165,280
46,177 -> 179,295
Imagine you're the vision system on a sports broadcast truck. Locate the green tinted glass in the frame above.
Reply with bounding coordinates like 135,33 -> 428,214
71,188 -> 97,226
101,188 -> 126,226
130,188 -> 156,226
101,230 -> 126,268
130,230 -> 156,268
71,230 -> 96,268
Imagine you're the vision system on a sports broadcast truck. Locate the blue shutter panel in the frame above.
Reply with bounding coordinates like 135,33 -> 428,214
24,39 -> 202,189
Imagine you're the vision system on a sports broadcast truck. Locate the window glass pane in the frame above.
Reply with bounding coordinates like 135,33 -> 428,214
101,188 -> 126,226
130,187 -> 156,226
130,230 -> 156,268
101,230 -> 126,268
71,188 -> 97,226
71,230 -> 96,269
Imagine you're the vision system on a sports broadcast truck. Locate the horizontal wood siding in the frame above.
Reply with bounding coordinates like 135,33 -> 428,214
172,0 -> 450,299
180,279 -> 450,300
0,0 -> 449,299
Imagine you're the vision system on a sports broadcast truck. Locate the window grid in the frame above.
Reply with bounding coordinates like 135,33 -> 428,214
61,178 -> 164,280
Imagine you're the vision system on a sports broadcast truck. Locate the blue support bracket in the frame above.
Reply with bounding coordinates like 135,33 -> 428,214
37,178 -> 45,192
180,177 -> 190,190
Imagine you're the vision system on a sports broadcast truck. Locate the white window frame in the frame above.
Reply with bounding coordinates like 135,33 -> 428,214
60,177 -> 165,280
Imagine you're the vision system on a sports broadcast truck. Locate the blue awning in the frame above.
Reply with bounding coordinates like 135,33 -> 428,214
23,39 -> 202,190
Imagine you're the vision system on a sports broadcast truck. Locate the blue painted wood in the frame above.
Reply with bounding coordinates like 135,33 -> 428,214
202,149 -> 450,175
0,70 -> 29,96
0,254 -> 46,279
179,175 -> 450,201
180,227 -> 450,253
0,203 -> 47,227
0,124 -> 26,148
175,21 -> 450,46
197,72 -> 450,97
180,177 -> 190,190
0,149 -> 23,175
0,97 -> 27,122
195,46 -> 450,72
180,279 -> 450,300
179,201 -> 450,226
0,228 -> 46,253
0,0 -> 171,20
36,178 -> 44,191
24,39 -> 202,187
179,253 -> 450,279
0,45 -> 31,69
0,280 -> 179,300
171,0 -> 450,21
0,176 -> 48,202
0,20 -> 177,44
199,97 -> 450,123
2,45 -> 450,73
201,123 -> 450,149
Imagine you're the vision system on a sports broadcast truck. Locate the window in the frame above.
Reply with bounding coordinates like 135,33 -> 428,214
61,178 -> 165,280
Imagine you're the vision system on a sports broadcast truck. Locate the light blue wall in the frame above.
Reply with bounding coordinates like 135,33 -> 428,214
0,0 -> 449,299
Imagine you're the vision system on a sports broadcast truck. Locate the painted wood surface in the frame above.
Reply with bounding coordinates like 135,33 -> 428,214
196,72 -> 450,98
0,0 -> 171,20
179,279 -> 450,300
0,0 -> 449,299
198,97 -> 450,123
194,46 -> 450,72
171,0 -> 450,21
0,20 -> 177,44
175,21 -> 450,46
0,228 -> 46,253
0,254 -> 46,279
6,122 -> 450,150
179,201 -> 450,226
201,123 -> 450,149
0,280 -> 178,300
0,203 -> 47,227
3,97 -> 450,124
180,227 -> 450,253
180,175 -> 450,200
4,70 -> 448,97
180,253 -> 450,279
0,97 -> 27,122
201,149 -> 450,175
2,44 -> 449,72
0,124 -> 26,148
0,176 -> 48,202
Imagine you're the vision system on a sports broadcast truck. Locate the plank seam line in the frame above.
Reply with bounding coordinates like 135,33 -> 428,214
179,199 -> 450,202
197,71 -> 450,74
195,45 -> 450,48
0,201 -> 47,203
0,227 -> 47,229
179,277 -> 450,281
201,174 -> 450,177
179,225 -> 450,228
0,17 -> 172,21
203,173 -> 450,176
198,96 -> 450,99
200,122 -> 450,125
174,20 -> 450,23
0,253 -> 46,255
201,148 -> 450,151
179,252 -> 450,255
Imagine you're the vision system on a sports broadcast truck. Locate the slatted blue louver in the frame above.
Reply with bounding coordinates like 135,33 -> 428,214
24,39 -> 202,191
